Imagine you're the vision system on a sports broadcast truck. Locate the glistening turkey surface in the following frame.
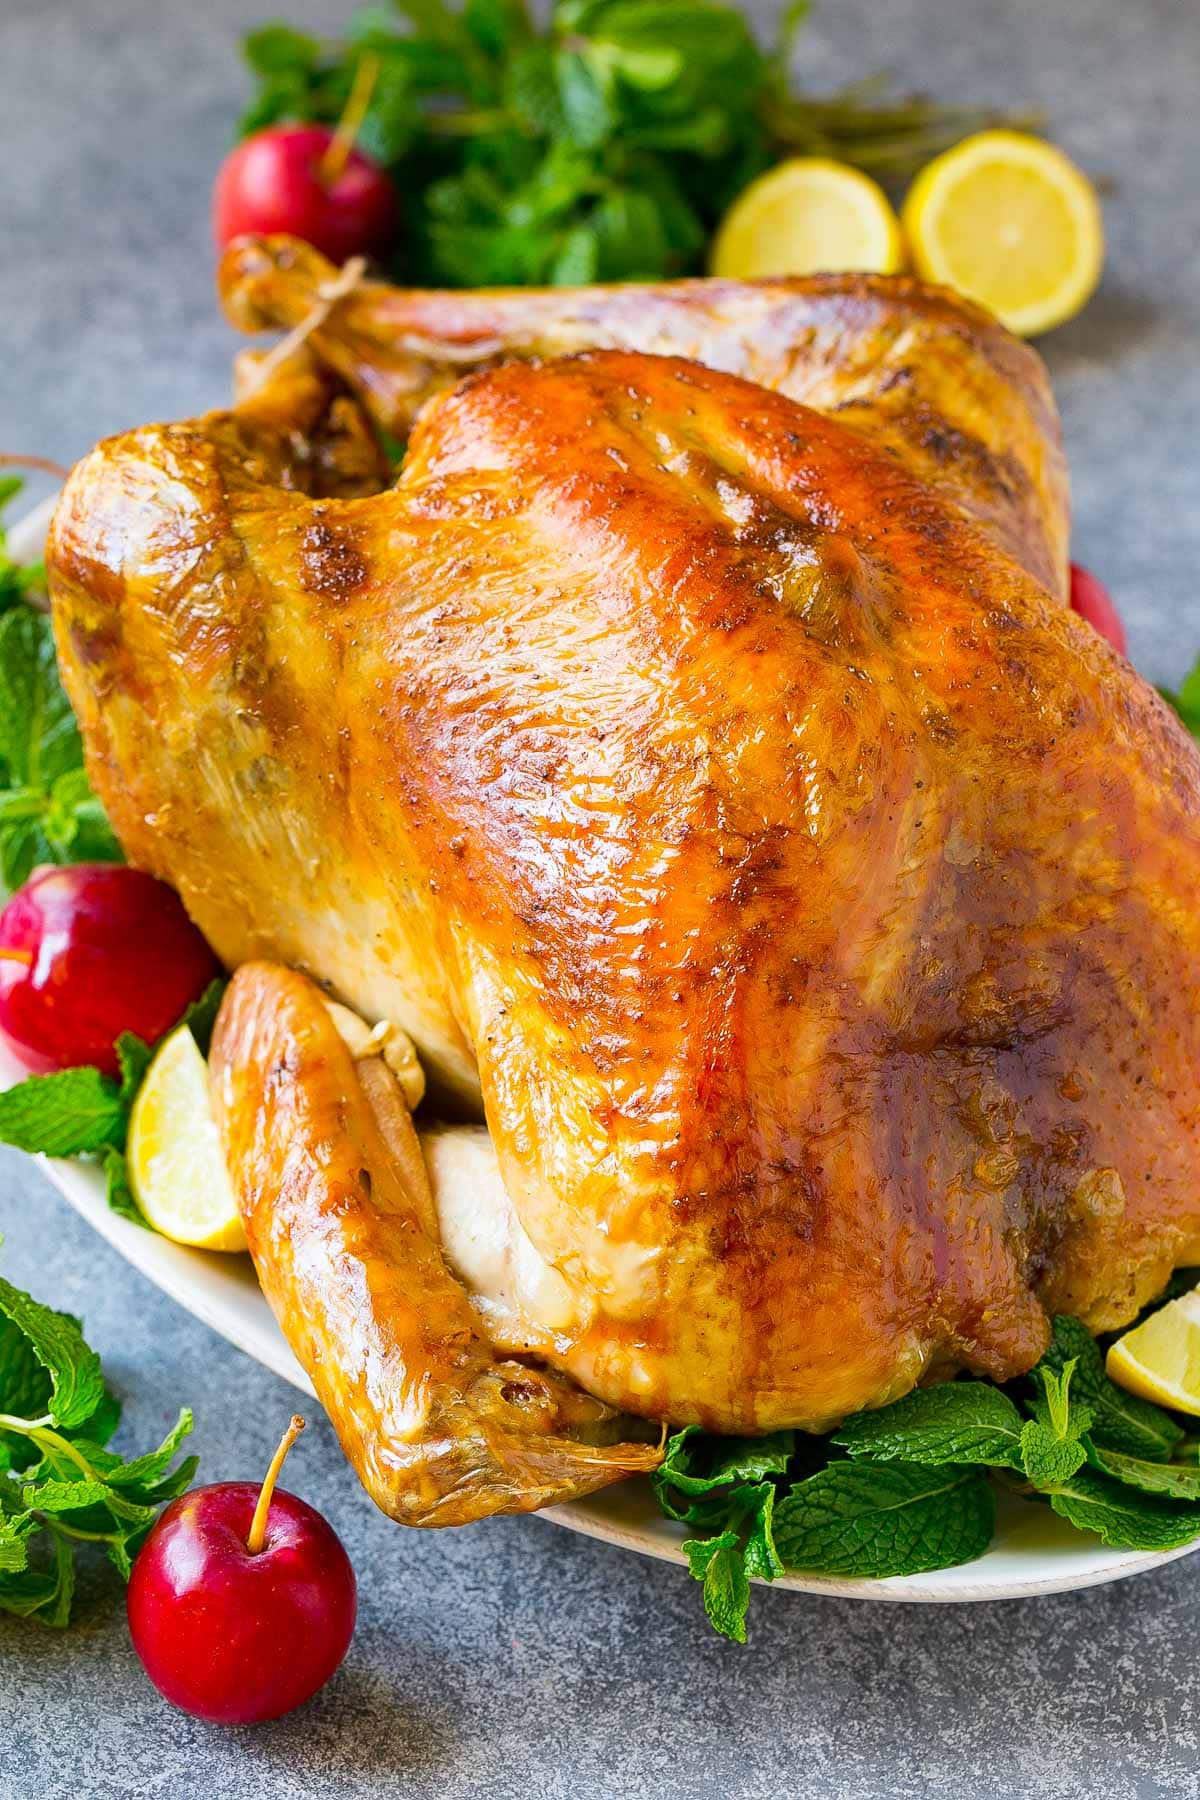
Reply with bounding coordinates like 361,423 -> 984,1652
46,282 -> 1200,1444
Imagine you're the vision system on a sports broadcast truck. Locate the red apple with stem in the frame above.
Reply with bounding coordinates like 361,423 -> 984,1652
127,1416 -> 357,1725
213,55 -> 399,262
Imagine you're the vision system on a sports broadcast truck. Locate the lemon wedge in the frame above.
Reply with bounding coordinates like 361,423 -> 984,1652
901,129 -> 1103,336
127,1024 -> 246,1252
1106,1289 -> 1200,1417
711,157 -> 904,281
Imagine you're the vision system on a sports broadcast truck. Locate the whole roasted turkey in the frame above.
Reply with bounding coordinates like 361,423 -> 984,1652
45,235 -> 1200,1526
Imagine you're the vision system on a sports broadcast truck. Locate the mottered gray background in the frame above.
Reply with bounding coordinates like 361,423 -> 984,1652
1,0 -> 1199,1795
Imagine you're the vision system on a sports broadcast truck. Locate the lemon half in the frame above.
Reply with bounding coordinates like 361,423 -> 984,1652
1107,1289 -> 1200,1417
902,129 -> 1103,337
127,1025 -> 247,1252
711,157 -> 904,281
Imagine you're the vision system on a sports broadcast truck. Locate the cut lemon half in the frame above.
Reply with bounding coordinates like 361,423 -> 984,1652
1107,1289 -> 1200,1417
711,157 -> 904,281
901,129 -> 1103,336
127,1024 -> 246,1252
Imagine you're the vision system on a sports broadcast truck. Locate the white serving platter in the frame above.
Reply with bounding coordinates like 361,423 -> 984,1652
7,496 -> 1199,1604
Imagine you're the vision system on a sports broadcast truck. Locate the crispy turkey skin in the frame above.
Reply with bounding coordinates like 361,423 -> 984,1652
46,261 -> 1200,1464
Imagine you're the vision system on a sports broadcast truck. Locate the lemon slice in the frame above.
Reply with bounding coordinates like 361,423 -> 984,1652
1107,1289 -> 1200,1417
901,129 -> 1103,336
127,1024 -> 247,1252
711,157 -> 904,281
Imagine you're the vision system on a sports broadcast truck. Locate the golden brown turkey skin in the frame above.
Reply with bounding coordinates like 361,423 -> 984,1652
211,962 -> 662,1525
219,233 -> 1069,597
48,331 -> 1200,1435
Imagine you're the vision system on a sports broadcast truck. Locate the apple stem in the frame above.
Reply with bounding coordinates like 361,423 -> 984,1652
246,1414 -> 306,1555
319,53 -> 380,188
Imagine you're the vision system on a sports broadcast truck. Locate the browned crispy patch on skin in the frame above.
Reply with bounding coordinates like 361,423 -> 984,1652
300,514 -> 369,599
46,315 -> 1200,1438
218,234 -> 1069,597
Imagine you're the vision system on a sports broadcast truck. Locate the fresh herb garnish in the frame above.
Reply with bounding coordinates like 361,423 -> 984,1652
0,1249 -> 195,1624
0,477 -> 122,897
657,1315 -> 1200,1642
0,979 -> 226,1230
772,1461 -> 997,1583
237,0 -> 1036,286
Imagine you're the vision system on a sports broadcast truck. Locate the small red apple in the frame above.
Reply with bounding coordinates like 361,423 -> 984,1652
0,864 -> 221,1077
213,124 -> 399,263
127,1417 -> 357,1725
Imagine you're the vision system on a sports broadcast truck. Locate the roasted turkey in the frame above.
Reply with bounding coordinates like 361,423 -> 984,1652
45,236 -> 1200,1526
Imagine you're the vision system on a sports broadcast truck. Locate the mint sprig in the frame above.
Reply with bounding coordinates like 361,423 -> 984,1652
1037,1314 -> 1183,1461
0,1244 -> 195,1625
1018,1360 -> 1093,1486
657,1313 -> 1200,1641
236,0 -> 1035,287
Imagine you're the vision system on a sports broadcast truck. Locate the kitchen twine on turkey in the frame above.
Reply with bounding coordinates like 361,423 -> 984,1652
239,255 -> 368,394
0,453 -> 69,613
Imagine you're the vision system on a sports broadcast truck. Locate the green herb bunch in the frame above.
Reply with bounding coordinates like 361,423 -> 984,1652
237,0 -> 1034,286
0,1252 -> 195,1625
658,1311 -> 1200,1641
0,477 -> 122,895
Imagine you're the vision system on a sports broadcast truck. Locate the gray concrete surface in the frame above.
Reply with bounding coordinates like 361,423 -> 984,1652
1,0 -> 1199,1794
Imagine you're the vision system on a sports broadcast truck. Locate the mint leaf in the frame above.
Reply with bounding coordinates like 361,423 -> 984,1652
1089,1447 -> 1200,1501
115,1033 -> 154,1107
243,22 -> 320,74
101,1147 -> 146,1228
1037,1317 -> 1183,1461
1048,1469 -> 1200,1552
19,1476 -> 111,1514
175,979 -> 227,1058
681,1531 -> 750,1643
654,1425 -> 795,1504
0,1066 -> 125,1156
1020,1418 -> 1088,1487
773,1462 -> 995,1579
0,595 -> 120,898
1018,1360 -> 1093,1486
0,1310 -> 54,1431
0,1274 -> 103,1429
834,1382 -> 1024,1468
0,608 -> 80,790
741,1480 -> 784,1581
0,1510 -> 36,1573
105,1409 -> 195,1498
0,1531 -> 74,1626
